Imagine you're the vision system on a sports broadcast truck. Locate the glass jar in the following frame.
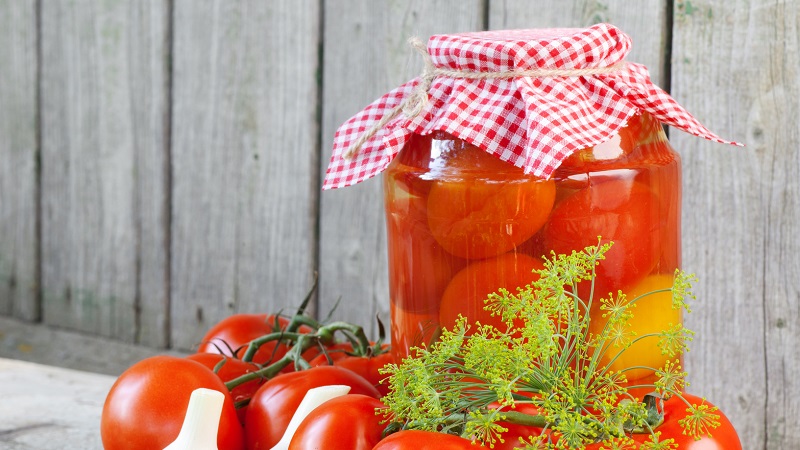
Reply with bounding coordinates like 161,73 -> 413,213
383,111 -> 681,386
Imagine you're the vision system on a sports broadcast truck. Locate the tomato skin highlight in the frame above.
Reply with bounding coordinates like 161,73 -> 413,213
373,430 -> 487,449
244,366 -> 381,450
100,355 -> 244,450
288,394 -> 387,450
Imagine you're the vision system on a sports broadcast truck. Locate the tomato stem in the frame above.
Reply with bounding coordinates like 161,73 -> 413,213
240,331 -> 307,363
293,272 -> 318,317
225,321 -> 373,391
286,314 -> 324,334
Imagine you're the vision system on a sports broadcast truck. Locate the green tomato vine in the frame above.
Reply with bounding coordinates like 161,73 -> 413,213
379,242 -> 720,449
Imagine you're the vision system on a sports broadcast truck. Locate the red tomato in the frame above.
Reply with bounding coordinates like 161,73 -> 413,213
639,393 -> 741,449
309,343 -> 395,397
244,366 -> 381,449
101,355 -> 244,450
386,170 -> 467,314
186,353 -> 264,424
288,394 -> 387,450
426,142 -> 556,260
581,393 -> 741,449
335,352 -> 395,397
542,179 -> 661,298
197,313 -> 313,366
439,253 -> 544,334
374,430 -> 487,449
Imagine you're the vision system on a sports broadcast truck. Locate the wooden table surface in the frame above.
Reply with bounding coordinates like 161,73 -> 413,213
0,358 -> 116,449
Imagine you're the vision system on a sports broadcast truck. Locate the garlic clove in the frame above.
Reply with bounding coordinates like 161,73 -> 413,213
270,385 -> 352,450
163,388 -> 225,450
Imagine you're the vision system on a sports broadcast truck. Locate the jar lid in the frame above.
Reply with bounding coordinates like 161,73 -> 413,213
323,23 -> 739,189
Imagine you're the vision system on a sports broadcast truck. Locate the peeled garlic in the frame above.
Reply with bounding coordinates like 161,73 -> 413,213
270,385 -> 352,450
163,388 -> 225,450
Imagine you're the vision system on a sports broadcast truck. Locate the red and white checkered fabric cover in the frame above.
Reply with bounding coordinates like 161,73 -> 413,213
323,23 -> 738,190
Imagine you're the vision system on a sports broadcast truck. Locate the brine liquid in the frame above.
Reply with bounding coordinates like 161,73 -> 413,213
383,113 -> 682,388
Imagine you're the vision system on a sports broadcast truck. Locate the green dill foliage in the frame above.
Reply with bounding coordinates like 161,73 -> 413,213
380,243 -> 720,449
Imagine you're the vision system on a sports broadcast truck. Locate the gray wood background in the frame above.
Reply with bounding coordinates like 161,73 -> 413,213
0,0 -> 794,447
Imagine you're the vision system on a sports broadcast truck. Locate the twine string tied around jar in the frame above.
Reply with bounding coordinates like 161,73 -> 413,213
342,37 -> 627,160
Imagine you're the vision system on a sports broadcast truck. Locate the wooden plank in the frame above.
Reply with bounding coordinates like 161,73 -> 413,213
0,0 -> 38,321
170,0 -> 321,351
319,1 -> 485,337
488,0 -> 670,87
39,0 -> 170,346
0,358 -> 117,450
0,315 -> 185,376
670,0 -> 797,447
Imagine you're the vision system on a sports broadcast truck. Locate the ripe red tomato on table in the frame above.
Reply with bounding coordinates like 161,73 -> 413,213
288,394 -> 387,450
244,365 -> 381,449
101,355 -> 244,450
625,393 -> 741,449
309,343 -> 395,397
186,353 -> 263,423
569,393 -> 742,449
462,393 -> 740,449
197,313 -> 314,366
373,430 -> 487,449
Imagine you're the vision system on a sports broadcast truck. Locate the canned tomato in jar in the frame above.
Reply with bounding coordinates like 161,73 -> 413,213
323,24 -> 737,385
384,111 -> 681,385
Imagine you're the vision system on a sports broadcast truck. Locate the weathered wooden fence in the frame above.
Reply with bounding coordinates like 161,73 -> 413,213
1,0 -> 797,447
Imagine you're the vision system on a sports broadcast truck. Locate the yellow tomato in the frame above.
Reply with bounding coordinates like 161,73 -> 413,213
589,274 -> 681,382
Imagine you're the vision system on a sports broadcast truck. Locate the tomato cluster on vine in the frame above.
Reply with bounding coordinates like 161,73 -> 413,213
100,282 -> 401,450
100,284 -> 741,450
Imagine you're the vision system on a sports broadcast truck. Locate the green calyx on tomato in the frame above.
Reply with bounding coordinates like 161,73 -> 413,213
189,278 -> 391,402
103,278 -> 400,450
308,317 -> 395,397
197,312 -> 317,366
197,278 -> 324,367
378,243 -> 740,449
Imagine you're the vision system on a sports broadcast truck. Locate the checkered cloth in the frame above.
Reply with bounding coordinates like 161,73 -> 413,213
323,23 -> 738,190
